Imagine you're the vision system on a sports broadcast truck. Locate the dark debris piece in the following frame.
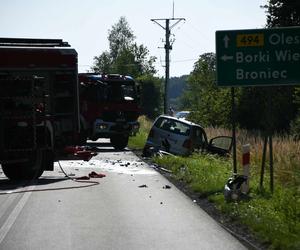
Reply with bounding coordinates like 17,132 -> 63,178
138,184 -> 148,188
163,185 -> 171,189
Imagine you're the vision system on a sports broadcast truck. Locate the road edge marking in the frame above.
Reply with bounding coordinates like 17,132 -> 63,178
0,186 -> 34,244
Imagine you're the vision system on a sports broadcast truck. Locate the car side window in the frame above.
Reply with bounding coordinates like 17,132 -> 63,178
210,136 -> 232,150
154,117 -> 168,130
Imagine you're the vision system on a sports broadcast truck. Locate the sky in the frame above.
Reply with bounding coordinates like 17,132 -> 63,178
1,0 -> 267,77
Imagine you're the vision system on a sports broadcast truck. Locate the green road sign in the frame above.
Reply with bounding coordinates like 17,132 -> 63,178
216,27 -> 300,87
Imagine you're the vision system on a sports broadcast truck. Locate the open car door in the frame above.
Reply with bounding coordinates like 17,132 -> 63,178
207,136 -> 232,156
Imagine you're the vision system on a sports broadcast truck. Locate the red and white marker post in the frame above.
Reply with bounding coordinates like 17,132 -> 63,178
241,144 -> 250,194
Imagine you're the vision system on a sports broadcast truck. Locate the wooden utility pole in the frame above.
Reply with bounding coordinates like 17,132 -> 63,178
151,17 -> 185,114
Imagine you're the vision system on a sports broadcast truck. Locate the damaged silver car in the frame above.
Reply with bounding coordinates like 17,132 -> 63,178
143,115 -> 232,156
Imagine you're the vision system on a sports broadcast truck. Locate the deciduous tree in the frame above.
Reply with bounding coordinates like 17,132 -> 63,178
92,16 -> 161,118
181,53 -> 232,127
92,16 -> 156,78
264,0 -> 300,27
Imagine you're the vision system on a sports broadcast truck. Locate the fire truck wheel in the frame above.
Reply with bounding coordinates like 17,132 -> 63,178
110,135 -> 129,150
1,150 -> 44,180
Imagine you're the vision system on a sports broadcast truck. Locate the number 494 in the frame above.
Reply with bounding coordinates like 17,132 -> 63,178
237,34 -> 264,47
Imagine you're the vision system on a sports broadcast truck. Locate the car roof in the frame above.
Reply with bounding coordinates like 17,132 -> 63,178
176,111 -> 190,114
157,115 -> 203,128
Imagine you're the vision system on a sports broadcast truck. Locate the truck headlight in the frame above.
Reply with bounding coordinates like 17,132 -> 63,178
98,124 -> 108,130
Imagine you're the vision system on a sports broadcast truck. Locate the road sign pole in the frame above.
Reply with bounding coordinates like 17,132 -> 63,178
267,91 -> 274,193
231,87 -> 237,175
260,135 -> 268,190
269,135 -> 274,193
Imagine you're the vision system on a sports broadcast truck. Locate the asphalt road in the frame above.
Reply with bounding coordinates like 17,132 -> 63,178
0,140 -> 247,250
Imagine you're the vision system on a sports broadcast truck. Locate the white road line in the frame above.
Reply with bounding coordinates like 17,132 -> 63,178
0,186 -> 34,244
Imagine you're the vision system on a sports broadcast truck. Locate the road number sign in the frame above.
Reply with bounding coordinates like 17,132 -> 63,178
237,34 -> 264,47
216,27 -> 300,87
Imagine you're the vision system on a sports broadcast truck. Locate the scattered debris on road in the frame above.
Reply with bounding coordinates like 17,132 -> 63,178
64,146 -> 98,161
138,184 -> 148,188
75,176 -> 90,180
163,185 -> 171,189
88,171 -> 106,178
159,167 -> 172,173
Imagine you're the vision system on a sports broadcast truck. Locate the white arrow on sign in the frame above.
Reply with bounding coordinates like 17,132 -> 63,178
221,55 -> 234,61
223,35 -> 230,48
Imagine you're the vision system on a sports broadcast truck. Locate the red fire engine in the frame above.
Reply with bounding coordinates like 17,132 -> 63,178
78,73 -> 140,149
0,38 -> 79,180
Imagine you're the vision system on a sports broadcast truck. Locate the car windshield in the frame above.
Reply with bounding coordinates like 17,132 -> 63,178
175,111 -> 190,119
81,82 -> 137,102
155,117 -> 191,136
107,83 -> 136,101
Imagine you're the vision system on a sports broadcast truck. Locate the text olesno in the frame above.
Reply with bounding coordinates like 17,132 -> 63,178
236,33 -> 300,80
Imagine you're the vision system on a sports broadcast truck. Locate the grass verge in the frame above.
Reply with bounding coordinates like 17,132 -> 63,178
128,115 -> 152,150
154,154 -> 300,250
